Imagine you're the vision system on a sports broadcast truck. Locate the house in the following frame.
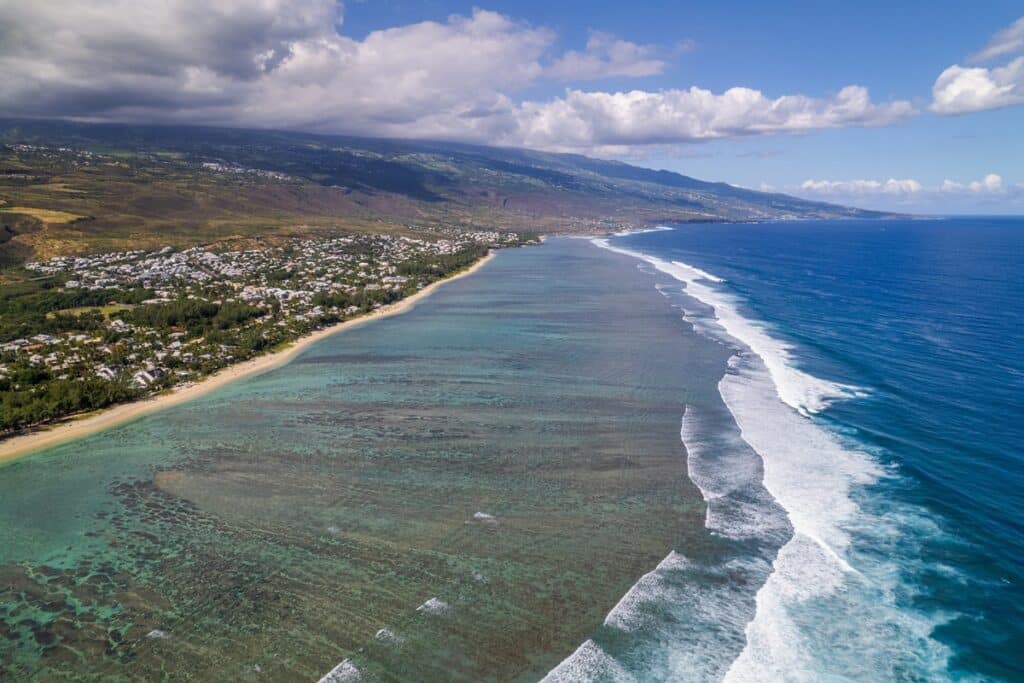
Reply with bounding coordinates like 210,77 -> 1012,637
96,366 -> 117,380
133,369 -> 158,387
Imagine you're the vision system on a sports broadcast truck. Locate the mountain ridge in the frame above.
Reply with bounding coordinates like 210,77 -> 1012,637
0,118 -> 888,264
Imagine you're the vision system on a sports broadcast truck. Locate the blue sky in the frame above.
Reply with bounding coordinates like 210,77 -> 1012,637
2,1 -> 1022,213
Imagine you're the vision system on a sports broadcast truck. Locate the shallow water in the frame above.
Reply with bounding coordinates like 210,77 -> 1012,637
0,238 -> 747,681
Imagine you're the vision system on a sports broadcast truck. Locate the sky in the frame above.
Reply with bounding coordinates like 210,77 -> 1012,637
0,1 -> 1022,214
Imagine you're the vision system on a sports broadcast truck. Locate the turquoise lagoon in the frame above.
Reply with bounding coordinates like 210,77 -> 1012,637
0,239 -> 756,681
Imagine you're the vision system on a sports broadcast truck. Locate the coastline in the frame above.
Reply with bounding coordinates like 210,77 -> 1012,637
0,250 -> 496,466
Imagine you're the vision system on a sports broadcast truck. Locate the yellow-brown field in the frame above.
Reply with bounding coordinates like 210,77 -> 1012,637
0,206 -> 84,224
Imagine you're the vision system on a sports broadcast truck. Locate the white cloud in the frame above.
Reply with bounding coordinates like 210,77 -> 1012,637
931,57 -> 1024,114
801,174 -> 1009,197
800,178 -> 923,195
509,85 -> 913,152
940,173 -> 1004,193
235,9 -> 554,133
796,173 -> 1022,212
932,17 -> 1024,114
546,31 -> 665,80
971,16 -> 1024,62
0,0 -> 916,154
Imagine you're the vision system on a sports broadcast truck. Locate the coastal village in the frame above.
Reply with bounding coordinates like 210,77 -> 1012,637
0,229 -> 525,432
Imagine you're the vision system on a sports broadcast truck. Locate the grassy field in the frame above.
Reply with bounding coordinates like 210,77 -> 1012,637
46,304 -> 135,319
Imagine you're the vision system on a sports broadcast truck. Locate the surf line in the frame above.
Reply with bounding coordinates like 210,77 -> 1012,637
568,233 -> 878,679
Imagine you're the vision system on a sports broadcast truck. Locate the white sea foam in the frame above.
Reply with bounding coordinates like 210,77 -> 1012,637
318,658 -> 360,683
375,627 -> 397,642
592,238 -> 864,416
544,548 -> 774,681
680,405 -> 788,541
611,225 -> 675,237
723,358 -> 879,568
416,597 -> 450,615
602,551 -> 690,631
678,261 -> 726,283
541,639 -> 634,683
718,360 -> 878,680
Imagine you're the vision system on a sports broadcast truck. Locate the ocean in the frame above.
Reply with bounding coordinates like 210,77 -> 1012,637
581,217 -> 1024,681
1,219 -> 1021,681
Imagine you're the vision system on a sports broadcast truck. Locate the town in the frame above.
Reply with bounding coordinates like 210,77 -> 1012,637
0,229 -> 527,433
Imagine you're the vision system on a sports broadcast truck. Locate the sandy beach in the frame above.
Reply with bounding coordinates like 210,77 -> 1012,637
0,251 -> 495,466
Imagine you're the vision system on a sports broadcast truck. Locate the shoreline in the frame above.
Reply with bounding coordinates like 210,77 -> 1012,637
0,250 -> 496,466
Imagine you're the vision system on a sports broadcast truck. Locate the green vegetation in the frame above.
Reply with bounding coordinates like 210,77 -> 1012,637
125,299 -> 264,334
0,377 -> 138,432
0,280 -> 151,343
396,243 -> 489,277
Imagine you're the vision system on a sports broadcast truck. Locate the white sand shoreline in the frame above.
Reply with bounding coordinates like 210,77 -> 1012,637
0,251 -> 495,466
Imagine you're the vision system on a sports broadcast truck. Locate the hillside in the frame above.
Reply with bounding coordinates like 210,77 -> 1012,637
0,118 -> 881,264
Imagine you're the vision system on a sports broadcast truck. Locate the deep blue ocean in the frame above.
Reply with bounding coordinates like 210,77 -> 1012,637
606,218 -> 1024,680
